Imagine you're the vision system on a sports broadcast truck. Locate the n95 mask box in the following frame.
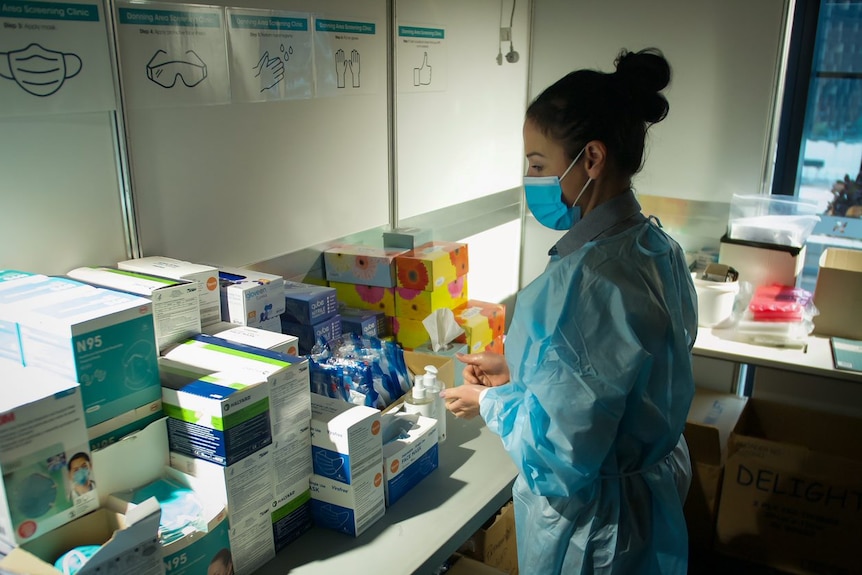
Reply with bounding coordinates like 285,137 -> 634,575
118,256 -> 221,328
218,267 -> 285,327
67,266 -> 201,353
12,287 -> 161,429
0,364 -> 99,548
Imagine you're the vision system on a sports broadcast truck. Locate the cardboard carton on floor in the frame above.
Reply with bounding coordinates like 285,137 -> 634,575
683,388 -> 748,553
458,501 -> 518,575
715,398 -> 862,574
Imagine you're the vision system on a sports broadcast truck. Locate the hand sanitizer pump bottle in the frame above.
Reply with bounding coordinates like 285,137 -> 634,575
423,365 -> 446,443
404,374 -> 434,417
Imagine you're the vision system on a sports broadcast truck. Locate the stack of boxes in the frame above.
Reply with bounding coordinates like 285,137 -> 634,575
309,394 -> 385,537
218,267 -> 286,333
160,334 -> 313,572
323,244 -> 406,343
281,281 -> 341,355
451,300 -> 507,355
391,241 -> 470,350
0,272 -> 162,451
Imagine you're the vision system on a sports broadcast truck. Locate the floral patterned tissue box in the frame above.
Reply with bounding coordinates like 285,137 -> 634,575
330,281 -> 396,317
394,276 -> 468,320
453,300 -> 507,353
324,245 -> 408,288
394,242 -> 469,292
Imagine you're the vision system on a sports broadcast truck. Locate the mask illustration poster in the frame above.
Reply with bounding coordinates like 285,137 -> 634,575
0,0 -> 116,117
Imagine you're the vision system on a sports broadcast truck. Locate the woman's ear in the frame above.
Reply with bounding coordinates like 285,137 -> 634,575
583,140 -> 607,178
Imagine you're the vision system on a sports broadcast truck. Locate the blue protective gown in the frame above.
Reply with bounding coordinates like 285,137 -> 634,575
480,190 -> 698,575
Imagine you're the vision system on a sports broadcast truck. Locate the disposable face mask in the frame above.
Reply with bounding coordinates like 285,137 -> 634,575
14,472 -> 57,518
524,148 -> 592,230
146,49 -> 207,88
0,43 -> 82,97
72,467 -> 90,486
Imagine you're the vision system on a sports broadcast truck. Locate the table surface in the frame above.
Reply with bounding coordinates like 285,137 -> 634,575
692,327 -> 862,383
255,412 -> 518,575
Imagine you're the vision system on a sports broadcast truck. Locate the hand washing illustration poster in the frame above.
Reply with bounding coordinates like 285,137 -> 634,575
313,16 -> 381,98
0,0 -> 116,117
227,8 -> 313,103
396,22 -> 446,94
115,1 -> 230,109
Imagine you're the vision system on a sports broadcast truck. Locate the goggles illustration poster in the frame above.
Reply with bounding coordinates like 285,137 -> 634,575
227,8 -> 313,103
115,1 -> 230,109
313,17 -> 381,98
396,23 -> 446,93
0,0 -> 116,117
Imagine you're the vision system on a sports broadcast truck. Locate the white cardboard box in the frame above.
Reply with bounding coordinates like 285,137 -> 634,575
309,471 -> 384,538
13,287 -> 161,428
381,413 -> 439,507
67,266 -> 201,353
118,256 -> 221,327
203,322 -> 299,356
0,365 -> 99,548
310,394 -> 382,485
163,335 -> 311,439
218,267 -> 285,327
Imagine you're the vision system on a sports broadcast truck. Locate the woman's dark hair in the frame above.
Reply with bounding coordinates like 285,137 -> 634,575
526,47 -> 671,178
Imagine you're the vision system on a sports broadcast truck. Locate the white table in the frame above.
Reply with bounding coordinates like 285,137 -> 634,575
255,413 -> 518,575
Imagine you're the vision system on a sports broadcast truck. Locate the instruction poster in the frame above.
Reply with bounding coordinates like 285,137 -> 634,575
396,23 -> 446,93
226,8 -> 312,103
0,0 -> 115,117
313,16 -> 381,98
115,1 -> 229,109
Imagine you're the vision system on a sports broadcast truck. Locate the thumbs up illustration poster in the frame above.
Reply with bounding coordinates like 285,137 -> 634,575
115,1 -> 229,109
226,8 -> 313,103
0,0 -> 115,117
397,23 -> 446,93
313,16 -> 381,98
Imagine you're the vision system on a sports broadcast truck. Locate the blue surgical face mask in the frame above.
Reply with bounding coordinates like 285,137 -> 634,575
72,467 -> 90,486
524,147 -> 593,230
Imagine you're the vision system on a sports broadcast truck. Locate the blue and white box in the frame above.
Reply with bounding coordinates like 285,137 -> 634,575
309,394 -> 385,536
381,413 -> 439,507
281,314 -> 342,355
282,281 -> 338,325
162,335 -> 311,440
67,266 -> 201,353
218,267 -> 285,327
339,307 -> 390,338
13,287 -> 160,428
0,364 -> 99,547
118,256 -> 222,327
161,369 -> 273,466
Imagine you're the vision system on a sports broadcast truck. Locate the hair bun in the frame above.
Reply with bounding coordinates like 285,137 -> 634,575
614,48 -> 671,123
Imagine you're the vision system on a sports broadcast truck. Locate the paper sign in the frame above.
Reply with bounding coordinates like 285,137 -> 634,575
396,23 -> 446,93
313,16 -> 381,97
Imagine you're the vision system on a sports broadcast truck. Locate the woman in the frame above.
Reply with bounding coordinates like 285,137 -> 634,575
441,48 -> 697,574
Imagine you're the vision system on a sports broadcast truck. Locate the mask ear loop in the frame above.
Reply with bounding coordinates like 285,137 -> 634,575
560,147 -> 588,207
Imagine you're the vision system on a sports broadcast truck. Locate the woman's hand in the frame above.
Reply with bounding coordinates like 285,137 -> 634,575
457,352 -> 510,387
440,384 -> 486,419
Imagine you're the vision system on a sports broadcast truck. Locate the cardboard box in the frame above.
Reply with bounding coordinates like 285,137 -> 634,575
394,276 -> 469,320
118,256 -> 221,327
0,365 -> 99,547
403,349 -> 455,390
281,314 -> 343,355
67,266 -> 201,353
412,342 -> 467,388
87,398 -> 164,451
203,322 -> 299,356
271,488 -> 312,552
715,398 -> 862,574
718,234 -> 805,289
812,247 -> 862,339
329,281 -> 396,316
458,501 -> 518,575
0,498 -> 164,575
683,388 -> 748,552
282,281 -> 339,325
218,267 -> 285,327
323,245 -> 407,288
448,555 -> 511,575
394,241 -> 469,292
382,226 -> 434,250
381,413 -> 438,507
162,335 -> 312,440
309,471 -> 385,538
339,306 -> 391,338
13,287 -> 160,428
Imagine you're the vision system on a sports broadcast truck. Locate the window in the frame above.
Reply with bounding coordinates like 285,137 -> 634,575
772,0 -> 862,290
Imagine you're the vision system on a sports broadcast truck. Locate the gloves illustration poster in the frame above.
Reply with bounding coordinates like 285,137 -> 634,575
0,0 -> 115,117
313,17 -> 381,98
